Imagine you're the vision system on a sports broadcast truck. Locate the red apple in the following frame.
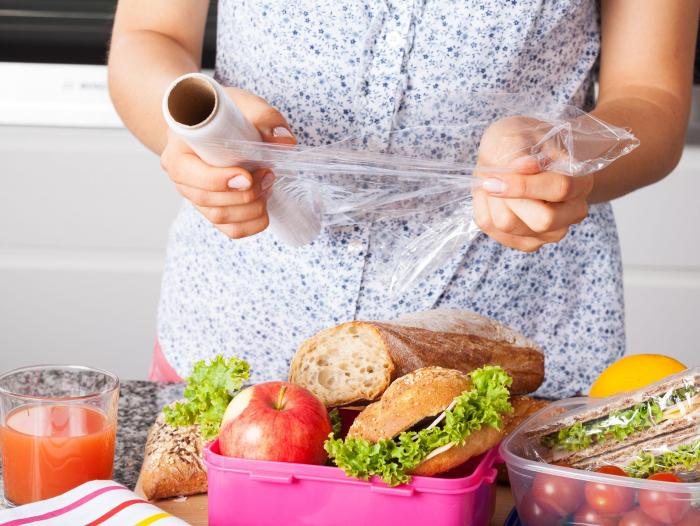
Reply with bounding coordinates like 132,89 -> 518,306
219,381 -> 332,464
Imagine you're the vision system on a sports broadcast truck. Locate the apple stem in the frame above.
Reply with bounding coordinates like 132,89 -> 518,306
275,384 -> 287,410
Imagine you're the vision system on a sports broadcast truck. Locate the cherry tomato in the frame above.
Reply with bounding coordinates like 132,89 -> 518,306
619,508 -> 663,526
573,503 -> 620,526
585,473 -> 635,515
518,490 -> 563,526
672,508 -> 700,526
639,473 -> 691,524
531,472 -> 585,515
595,465 -> 628,477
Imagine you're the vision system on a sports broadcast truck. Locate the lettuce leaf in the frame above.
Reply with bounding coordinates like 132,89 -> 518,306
543,397 -> 665,452
625,438 -> 700,478
325,366 -> 513,486
163,355 -> 250,440
329,408 -> 342,439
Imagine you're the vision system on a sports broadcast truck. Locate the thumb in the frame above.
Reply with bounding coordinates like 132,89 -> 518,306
254,107 -> 297,145
509,155 -> 543,175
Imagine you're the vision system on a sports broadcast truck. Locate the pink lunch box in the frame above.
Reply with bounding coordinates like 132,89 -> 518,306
204,439 -> 501,526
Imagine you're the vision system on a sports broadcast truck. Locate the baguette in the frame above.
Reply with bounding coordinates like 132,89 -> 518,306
289,310 -> 544,407
139,413 -> 207,500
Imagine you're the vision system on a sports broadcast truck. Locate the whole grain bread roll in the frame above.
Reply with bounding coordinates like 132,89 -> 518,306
289,310 -> 544,407
139,414 -> 207,500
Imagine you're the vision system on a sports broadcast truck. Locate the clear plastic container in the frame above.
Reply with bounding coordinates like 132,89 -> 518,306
205,439 -> 501,526
500,398 -> 700,526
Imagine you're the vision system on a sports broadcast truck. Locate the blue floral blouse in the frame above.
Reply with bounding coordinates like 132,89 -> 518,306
157,0 -> 624,398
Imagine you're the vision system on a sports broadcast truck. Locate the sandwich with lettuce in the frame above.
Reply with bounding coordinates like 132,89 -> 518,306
529,368 -> 699,478
325,365 -> 546,486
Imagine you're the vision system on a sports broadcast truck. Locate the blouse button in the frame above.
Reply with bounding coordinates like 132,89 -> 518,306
347,238 -> 364,255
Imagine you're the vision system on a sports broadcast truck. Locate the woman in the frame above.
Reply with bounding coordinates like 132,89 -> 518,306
108,1 -> 698,397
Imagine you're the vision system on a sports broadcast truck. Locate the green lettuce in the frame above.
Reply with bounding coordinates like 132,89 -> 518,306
325,366 -> 513,486
541,389 -> 697,452
163,355 -> 250,440
329,408 -> 342,439
625,438 -> 700,478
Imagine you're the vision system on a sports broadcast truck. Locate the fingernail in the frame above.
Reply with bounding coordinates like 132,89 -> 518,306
264,187 -> 273,198
261,171 -> 276,190
483,178 -> 507,193
272,126 -> 294,138
227,175 -> 251,190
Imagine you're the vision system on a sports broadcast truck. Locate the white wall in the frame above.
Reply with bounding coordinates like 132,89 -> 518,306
613,146 -> 700,367
0,126 -> 181,379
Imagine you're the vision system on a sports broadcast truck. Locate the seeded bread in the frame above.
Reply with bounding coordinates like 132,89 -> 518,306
347,367 -> 470,442
289,311 -> 544,407
346,366 -> 549,477
139,413 -> 207,500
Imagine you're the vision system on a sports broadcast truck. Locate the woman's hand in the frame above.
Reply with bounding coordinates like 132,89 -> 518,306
160,87 -> 295,239
473,116 -> 594,252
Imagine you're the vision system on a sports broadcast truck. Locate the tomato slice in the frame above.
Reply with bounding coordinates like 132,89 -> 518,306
638,472 -> 690,524
594,465 -> 628,477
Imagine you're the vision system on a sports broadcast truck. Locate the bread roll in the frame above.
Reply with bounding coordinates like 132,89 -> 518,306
289,310 -> 544,407
139,414 -> 207,500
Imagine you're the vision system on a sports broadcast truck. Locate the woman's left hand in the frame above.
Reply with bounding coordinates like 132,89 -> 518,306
473,116 -> 594,252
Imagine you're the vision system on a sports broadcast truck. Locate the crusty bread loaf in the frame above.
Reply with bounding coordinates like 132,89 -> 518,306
347,367 -> 470,442
289,310 -> 544,407
139,414 -> 207,500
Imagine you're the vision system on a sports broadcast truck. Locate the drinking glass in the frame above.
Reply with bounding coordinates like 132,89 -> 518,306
0,365 -> 119,506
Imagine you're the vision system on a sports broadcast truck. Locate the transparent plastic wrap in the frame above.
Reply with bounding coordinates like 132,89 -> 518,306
508,367 -> 700,480
164,74 -> 639,294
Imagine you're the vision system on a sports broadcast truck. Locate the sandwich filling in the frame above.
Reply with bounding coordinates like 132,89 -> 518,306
325,366 -> 512,486
542,386 -> 700,453
625,437 -> 700,478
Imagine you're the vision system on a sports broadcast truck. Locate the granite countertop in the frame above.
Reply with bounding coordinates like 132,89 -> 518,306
0,381 -> 184,506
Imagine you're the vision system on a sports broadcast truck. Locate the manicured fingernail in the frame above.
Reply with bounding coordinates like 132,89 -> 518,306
483,178 -> 507,193
227,175 -> 251,190
272,126 -> 294,138
261,171 -> 276,190
265,187 -> 273,198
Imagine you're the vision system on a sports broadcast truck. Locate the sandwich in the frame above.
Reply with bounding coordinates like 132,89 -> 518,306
529,369 -> 699,471
289,309 -> 544,408
587,428 -> 700,480
324,365 -> 547,485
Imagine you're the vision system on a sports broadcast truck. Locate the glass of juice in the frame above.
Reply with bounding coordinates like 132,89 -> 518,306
0,365 -> 119,506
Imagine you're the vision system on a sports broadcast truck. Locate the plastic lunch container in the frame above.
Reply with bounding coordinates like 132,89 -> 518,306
204,439 -> 501,526
500,398 -> 700,526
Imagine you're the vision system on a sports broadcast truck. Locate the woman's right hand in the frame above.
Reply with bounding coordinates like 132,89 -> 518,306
159,87 -> 296,239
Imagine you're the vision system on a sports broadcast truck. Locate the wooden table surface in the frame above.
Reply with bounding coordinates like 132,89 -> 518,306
138,481 -> 515,525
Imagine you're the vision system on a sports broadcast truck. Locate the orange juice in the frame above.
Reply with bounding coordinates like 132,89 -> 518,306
0,404 -> 116,505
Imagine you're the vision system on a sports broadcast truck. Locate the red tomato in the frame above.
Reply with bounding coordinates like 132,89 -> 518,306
619,508 -> 663,526
518,490 -> 563,526
595,465 -> 628,477
585,475 -> 635,515
639,473 -> 691,524
672,508 -> 700,526
531,472 -> 585,515
573,503 -> 620,526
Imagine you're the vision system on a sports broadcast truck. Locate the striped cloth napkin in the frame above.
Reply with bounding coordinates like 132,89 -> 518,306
0,480 -> 189,525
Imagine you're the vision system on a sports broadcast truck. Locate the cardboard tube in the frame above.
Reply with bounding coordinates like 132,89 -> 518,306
162,73 -> 320,246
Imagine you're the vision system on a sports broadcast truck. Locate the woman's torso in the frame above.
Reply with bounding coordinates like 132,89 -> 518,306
158,0 -> 624,398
